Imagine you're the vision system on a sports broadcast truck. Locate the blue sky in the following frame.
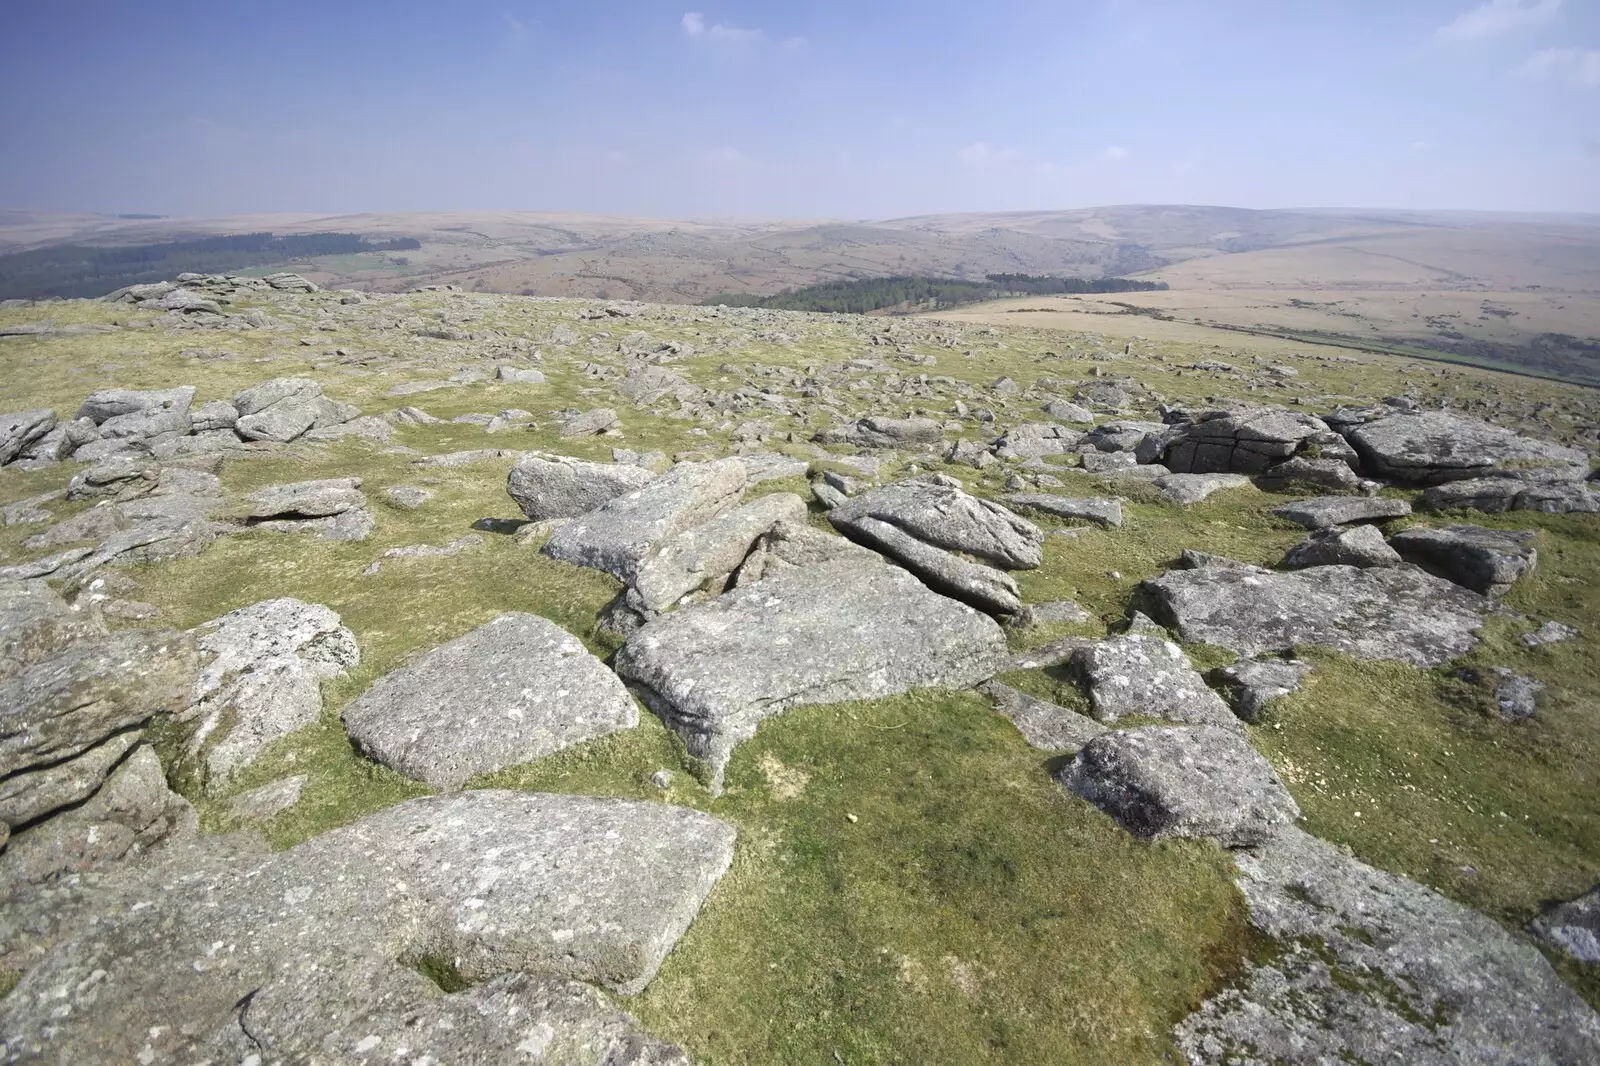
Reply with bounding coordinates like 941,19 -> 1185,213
1,0 -> 1597,218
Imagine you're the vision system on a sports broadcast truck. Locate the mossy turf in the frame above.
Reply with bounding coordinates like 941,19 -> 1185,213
2,290 -> 1597,1059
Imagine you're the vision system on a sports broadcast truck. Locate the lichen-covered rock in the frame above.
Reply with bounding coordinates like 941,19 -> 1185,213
544,458 -> 747,582
615,554 -> 1007,791
343,613 -> 636,789
1422,476 -> 1600,514
0,579 -> 106,680
1067,635 -> 1239,728
831,476 -> 1043,568
1004,493 -> 1124,528
1152,472 -> 1252,505
835,513 -> 1023,617
1530,887 -> 1600,965
634,492 -> 808,611
0,791 -> 735,1061
507,453 -> 658,520
1141,564 -> 1489,667
1390,524 -> 1537,597
978,680 -> 1108,750
1273,495 -> 1412,530
180,599 -> 359,790
75,387 -> 194,425
1342,411 -> 1590,485
1213,658 -> 1313,721
1281,523 -> 1401,569
0,729 -> 142,831
1058,725 -> 1299,845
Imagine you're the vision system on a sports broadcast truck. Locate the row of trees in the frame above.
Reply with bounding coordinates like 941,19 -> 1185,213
705,273 -> 1167,314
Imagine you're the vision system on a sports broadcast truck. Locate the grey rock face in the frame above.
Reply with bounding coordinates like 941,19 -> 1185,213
831,477 -> 1043,568
561,406 -> 620,437
815,415 -> 946,449
1004,493 -> 1124,528
245,476 -> 365,519
1042,399 -> 1095,423
1488,667 -> 1544,719
1422,476 -> 1600,515
189,399 -> 238,432
0,791 -> 735,1061
0,729 -> 142,831
0,745 -> 190,896
733,518 -> 882,586
75,387 -> 194,425
343,613 -> 637,789
1081,450 -> 1141,473
1256,455 -> 1364,491
225,773 -> 306,822
1067,635 -> 1239,728
615,554 -> 1007,791
181,598 -> 360,790
384,484 -> 432,509
97,405 -> 191,441
0,629 -> 197,779
1152,472 -> 1252,505
544,458 -> 748,582
739,451 -> 810,483
978,680 -> 1107,750
1059,725 -> 1299,846
1164,407 -> 1337,475
507,453 -> 658,521
1525,619 -> 1579,647
1273,495 -> 1412,530
1530,887 -> 1600,965
1086,420 -> 1167,455
1176,827 -> 1600,1066
994,423 -> 1082,460
1390,524 -> 1537,597
1281,523 -> 1402,569
2,490 -> 63,527
66,457 -> 159,501
1,580 -> 107,679
1141,564 -> 1489,667
1026,599 -> 1091,625
634,492 -> 808,611
497,363 -> 547,383
1214,658 -> 1313,721
1343,410 -> 1590,484
837,513 -> 1023,617
232,376 -> 322,416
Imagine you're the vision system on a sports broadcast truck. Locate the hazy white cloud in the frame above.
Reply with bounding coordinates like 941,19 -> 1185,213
505,14 -> 526,40
681,12 -> 763,46
1102,145 -> 1129,162
1436,0 -> 1561,41
957,142 -> 1020,166
1513,47 -> 1600,86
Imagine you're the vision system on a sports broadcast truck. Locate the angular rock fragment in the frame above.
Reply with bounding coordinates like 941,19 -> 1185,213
1152,472 -> 1251,505
836,513 -> 1023,616
634,492 -> 808,611
1530,887 -> 1600,965
1254,455 -> 1364,491
1280,523 -> 1401,569
243,476 -> 373,540
733,518 -> 881,586
1141,564 -> 1489,667
1058,725 -> 1299,845
1390,524 -> 1537,597
615,555 -> 1007,791
831,477 -> 1043,568
507,453 -> 658,521
225,773 -> 306,822
343,613 -> 636,789
1273,495 -> 1411,530
180,599 -> 359,789
562,406 -> 620,437
75,387 -> 194,425
815,415 -> 946,449
66,457 -> 160,501
1342,410 -> 1589,484
1067,635 -> 1239,728
544,458 -> 747,582
1005,493 -> 1124,528
1422,476 -> 1600,515
1213,658 -> 1313,721
978,680 -> 1107,750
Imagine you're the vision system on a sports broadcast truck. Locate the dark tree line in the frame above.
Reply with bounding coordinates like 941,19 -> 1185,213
704,273 -> 1167,314
0,233 -> 422,300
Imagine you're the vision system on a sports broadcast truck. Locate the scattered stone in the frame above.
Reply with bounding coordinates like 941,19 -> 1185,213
634,492 -> 808,611
1341,410 -> 1589,484
1025,599 -> 1091,625
497,364 -> 546,383
507,453 -> 657,521
1273,495 -> 1411,530
614,554 -> 1007,792
23,504 -> 130,550
1141,564 -> 1490,667
1422,476 -> 1600,515
978,680 -> 1107,750
180,599 -> 359,790
1177,549 -> 1259,570
1081,450 -> 1139,473
562,407 -> 620,437
1281,523 -> 1401,569
1390,524 -> 1537,597
1254,455 -> 1363,491
1066,635 -> 1238,728
1525,620 -> 1579,647
1042,399 -> 1095,423
412,447 -> 529,466
1151,473 -> 1251,505
651,769 -> 675,790
1213,658 -> 1313,721
544,458 -> 747,582
383,484 -> 432,509
830,477 -> 1043,568
225,774 -> 306,822
1530,887 -> 1600,965
244,477 -> 373,540
815,415 -> 945,449
344,614 -> 636,789
386,379 -> 461,397
1488,667 -> 1544,719
1006,494 -> 1124,532
1058,725 -> 1299,846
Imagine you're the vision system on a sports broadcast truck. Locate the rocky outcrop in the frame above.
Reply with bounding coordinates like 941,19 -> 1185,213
1390,524 -> 1537,597
1273,495 -> 1411,530
1162,407 -> 1352,475
1422,476 -> 1600,514
614,553 -> 1007,791
0,409 -> 58,465
1004,493 -> 1124,528
1140,563 -> 1490,667
978,680 -> 1108,750
1339,410 -> 1590,485
179,598 -> 360,790
343,613 -> 637,789
815,415 -> 946,449
633,492 -> 808,611
0,791 -> 735,1061
243,476 -> 375,540
1065,635 -> 1240,729
507,453 -> 658,520
830,476 -> 1043,569
1281,523 -> 1401,569
1212,658 -> 1313,721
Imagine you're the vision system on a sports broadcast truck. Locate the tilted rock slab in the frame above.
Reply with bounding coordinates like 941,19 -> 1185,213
615,554 -> 1008,792
544,457 -> 748,582
1175,826 -> 1600,1065
1004,493 -> 1124,528
1273,495 -> 1412,530
1281,523 -> 1401,569
507,452 -> 658,521
1058,725 -> 1300,846
0,579 -> 106,680
0,791 -> 735,1062
180,598 -> 359,790
1390,524 -> 1537,597
834,513 -> 1023,617
343,613 -> 637,789
1342,410 -> 1590,485
978,680 -> 1107,751
1067,635 -> 1240,729
1140,564 -> 1490,667
633,491 -> 808,611
0,409 -> 58,466
1423,476 -> 1600,515
831,476 -> 1043,568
